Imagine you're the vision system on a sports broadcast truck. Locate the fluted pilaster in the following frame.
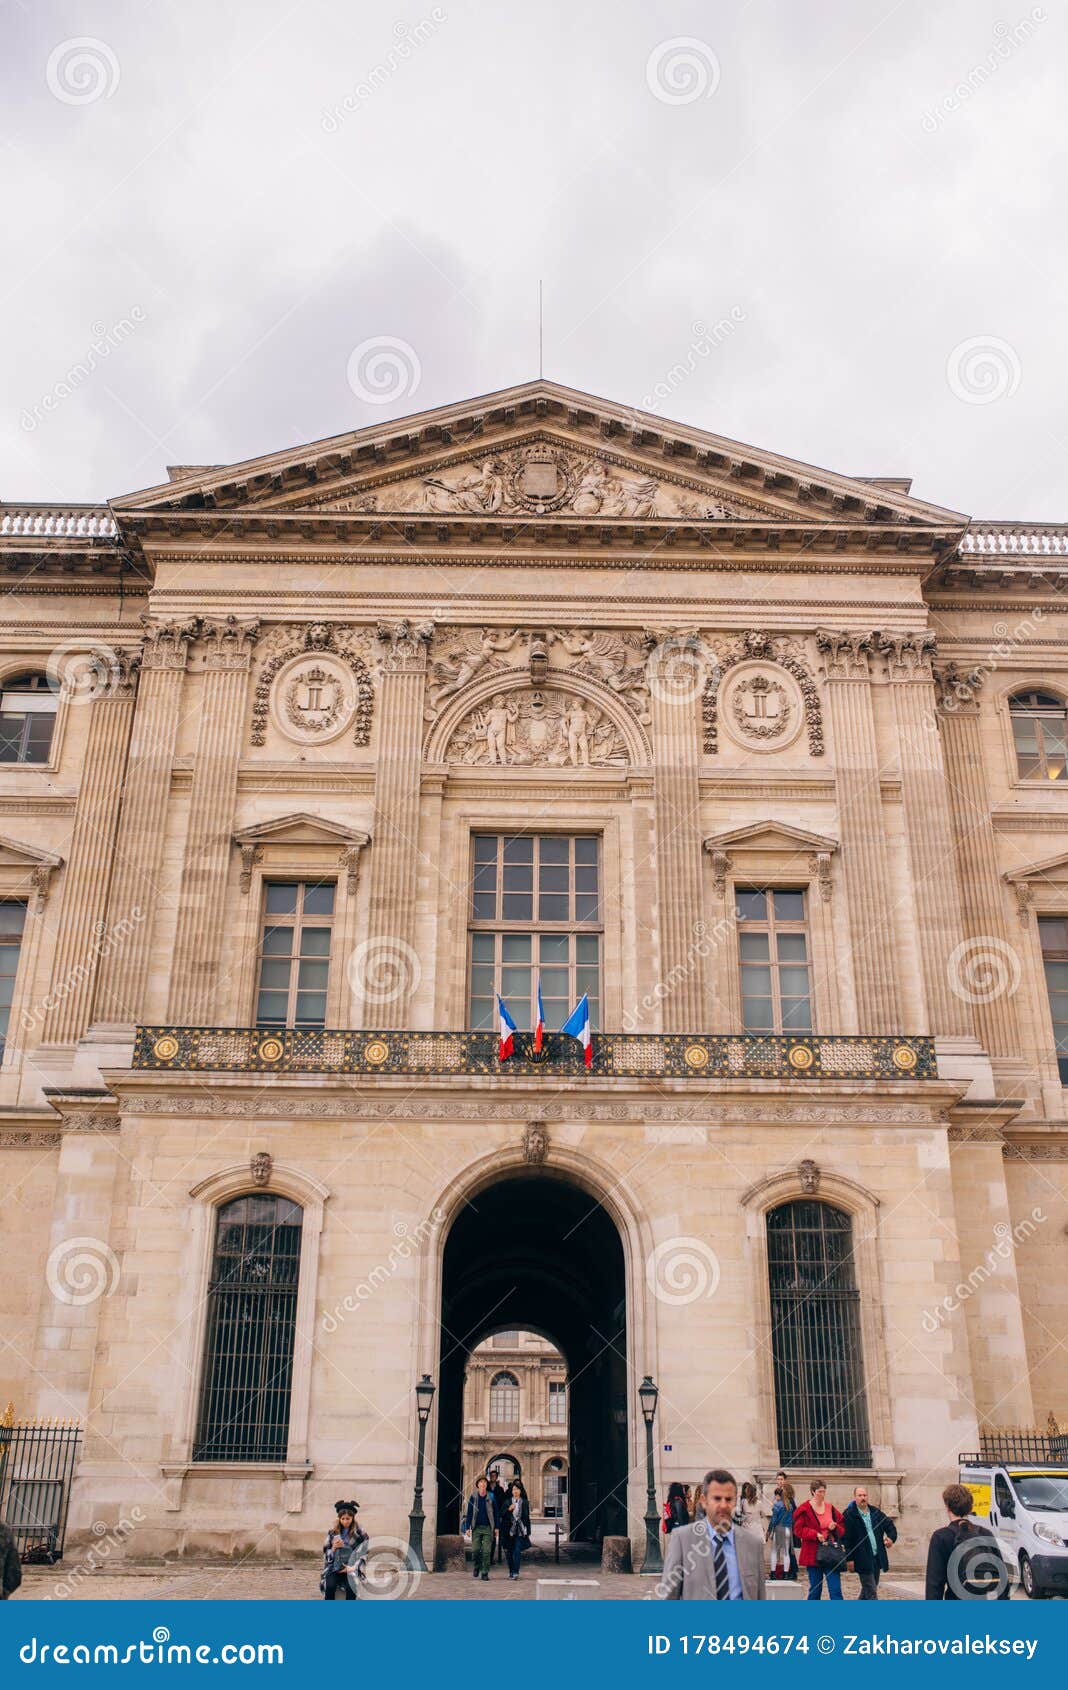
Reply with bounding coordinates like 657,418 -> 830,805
934,666 -> 1021,1057
361,620 -> 434,1028
40,656 -> 140,1045
648,635 -> 707,1030
93,620 -> 198,1027
816,630 -> 899,1031
878,634 -> 972,1038
167,618 -> 259,1024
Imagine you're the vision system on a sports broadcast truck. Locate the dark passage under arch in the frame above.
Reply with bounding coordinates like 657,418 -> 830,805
435,1172 -> 628,1543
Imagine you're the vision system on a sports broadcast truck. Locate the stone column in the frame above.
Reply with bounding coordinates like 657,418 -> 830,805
167,617 -> 260,1025
360,620 -> 434,1028
39,654 -> 140,1047
647,633 -> 707,1031
877,634 -> 973,1038
92,619 -> 198,1031
948,1133 -> 1035,1426
816,630 -> 899,1031
934,666 -> 1022,1060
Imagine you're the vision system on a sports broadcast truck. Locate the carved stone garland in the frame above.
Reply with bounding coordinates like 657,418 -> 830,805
251,623 -> 374,747
702,632 -> 824,756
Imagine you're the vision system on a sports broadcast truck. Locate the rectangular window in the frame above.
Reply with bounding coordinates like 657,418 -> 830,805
0,900 -> 26,1054
255,881 -> 335,1028
1040,916 -> 1068,1084
735,888 -> 812,1033
548,1380 -> 567,1424
468,834 -> 601,1031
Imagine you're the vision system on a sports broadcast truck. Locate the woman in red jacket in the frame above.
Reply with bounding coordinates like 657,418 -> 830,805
793,1479 -> 845,1600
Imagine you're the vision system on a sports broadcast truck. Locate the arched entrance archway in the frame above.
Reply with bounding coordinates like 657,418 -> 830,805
435,1172 -> 628,1543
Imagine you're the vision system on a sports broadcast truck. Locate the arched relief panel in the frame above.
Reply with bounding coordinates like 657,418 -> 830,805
424,669 -> 652,769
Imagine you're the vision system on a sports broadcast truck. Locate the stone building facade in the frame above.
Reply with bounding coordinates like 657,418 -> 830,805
460,1330 -> 569,1519
0,381 -> 1065,1566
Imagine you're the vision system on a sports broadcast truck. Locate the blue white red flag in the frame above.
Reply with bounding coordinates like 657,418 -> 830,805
560,994 -> 592,1069
534,979 -> 545,1053
497,994 -> 518,1061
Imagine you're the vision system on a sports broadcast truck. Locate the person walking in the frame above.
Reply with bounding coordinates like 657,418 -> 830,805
463,1474 -> 499,1581
842,1484 -> 898,1599
487,1469 -> 509,1564
925,1484 -> 1010,1600
659,1468 -> 766,1600
501,1479 -> 531,1580
1,1519 -> 21,1600
766,1482 -> 795,1581
794,1479 -> 846,1600
320,1500 -> 367,1600
663,1481 -> 690,1535
772,1471 -> 798,1580
734,1481 -> 763,1535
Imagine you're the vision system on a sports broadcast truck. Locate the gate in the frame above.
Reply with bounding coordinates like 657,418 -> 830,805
0,1408 -> 83,1563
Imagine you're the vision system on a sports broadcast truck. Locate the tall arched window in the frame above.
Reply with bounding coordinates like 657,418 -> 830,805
0,673 -> 58,764
194,1194 -> 303,1462
1010,690 -> 1068,781
766,1200 -> 871,1466
489,1371 -> 519,1427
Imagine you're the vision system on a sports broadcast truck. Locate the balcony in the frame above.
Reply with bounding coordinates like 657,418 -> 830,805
132,1026 -> 936,1083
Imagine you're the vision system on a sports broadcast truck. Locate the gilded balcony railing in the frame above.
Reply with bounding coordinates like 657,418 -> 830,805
132,1026 -> 936,1082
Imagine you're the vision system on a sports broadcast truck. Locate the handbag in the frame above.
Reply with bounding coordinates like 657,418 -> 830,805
813,1508 -> 846,1572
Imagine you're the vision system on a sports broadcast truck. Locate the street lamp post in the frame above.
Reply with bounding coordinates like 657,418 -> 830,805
639,1374 -> 662,1574
407,1373 -> 436,1572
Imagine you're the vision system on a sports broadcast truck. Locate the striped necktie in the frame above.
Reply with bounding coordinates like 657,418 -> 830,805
712,1527 -> 732,1600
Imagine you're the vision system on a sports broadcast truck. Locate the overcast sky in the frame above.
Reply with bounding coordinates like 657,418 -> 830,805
3,0 -> 1065,517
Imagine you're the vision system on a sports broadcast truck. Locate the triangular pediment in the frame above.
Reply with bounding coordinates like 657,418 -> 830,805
0,834 -> 63,870
232,813 -> 368,849
112,381 -> 966,531
704,822 -> 838,855
1004,850 -> 1068,885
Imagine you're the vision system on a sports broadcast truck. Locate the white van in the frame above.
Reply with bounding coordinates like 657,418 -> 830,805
960,1456 -> 1068,1599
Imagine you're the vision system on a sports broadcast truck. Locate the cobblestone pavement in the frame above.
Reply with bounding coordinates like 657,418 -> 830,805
16,1564 -> 951,1602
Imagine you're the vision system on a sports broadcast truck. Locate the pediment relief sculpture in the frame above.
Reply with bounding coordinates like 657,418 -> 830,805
445,686 -> 629,768
313,440 -> 757,521
427,626 -> 651,721
251,622 -> 374,747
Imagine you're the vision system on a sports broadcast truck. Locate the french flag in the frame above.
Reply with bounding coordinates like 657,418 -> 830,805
534,979 -> 545,1054
561,994 -> 592,1069
497,994 -> 518,1062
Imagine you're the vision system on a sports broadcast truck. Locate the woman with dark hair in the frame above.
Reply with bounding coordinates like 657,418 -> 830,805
321,1500 -> 368,1600
793,1479 -> 846,1600
501,1480 -> 532,1580
925,1484 -> 1010,1600
663,1482 -> 690,1534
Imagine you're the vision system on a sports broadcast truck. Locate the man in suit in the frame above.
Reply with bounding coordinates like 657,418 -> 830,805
659,1469 -> 766,1600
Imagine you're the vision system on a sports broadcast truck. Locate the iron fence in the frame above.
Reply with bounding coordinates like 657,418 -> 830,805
0,1419 -> 82,1562
961,1431 -> 1068,1466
